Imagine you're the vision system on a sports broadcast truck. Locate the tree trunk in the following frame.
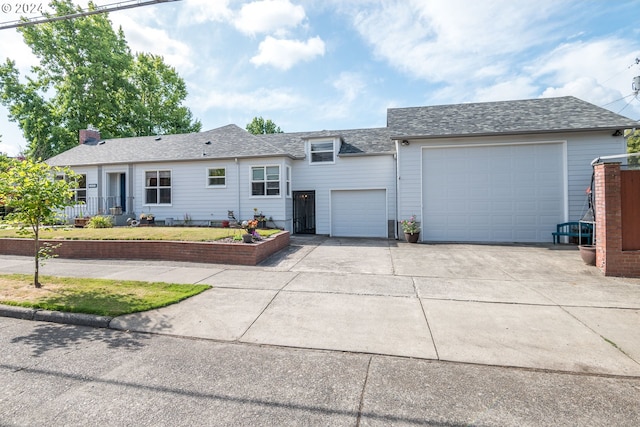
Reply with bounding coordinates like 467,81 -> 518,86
34,226 -> 41,288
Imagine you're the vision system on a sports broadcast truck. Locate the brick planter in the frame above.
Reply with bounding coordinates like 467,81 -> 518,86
0,231 -> 290,266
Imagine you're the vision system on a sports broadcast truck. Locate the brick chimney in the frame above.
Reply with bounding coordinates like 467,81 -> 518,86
79,129 -> 101,145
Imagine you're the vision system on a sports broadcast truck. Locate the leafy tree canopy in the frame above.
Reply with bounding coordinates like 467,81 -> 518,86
0,0 -> 201,160
627,129 -> 640,165
0,159 -> 81,287
246,116 -> 283,135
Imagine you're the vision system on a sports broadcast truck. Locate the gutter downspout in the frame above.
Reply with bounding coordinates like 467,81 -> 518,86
394,140 -> 400,240
235,158 -> 241,219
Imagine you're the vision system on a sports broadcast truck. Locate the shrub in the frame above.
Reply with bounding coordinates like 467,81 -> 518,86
86,215 -> 114,228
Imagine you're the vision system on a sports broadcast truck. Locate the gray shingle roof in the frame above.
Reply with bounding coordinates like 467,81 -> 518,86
388,96 -> 639,139
47,124 -> 289,166
260,127 -> 395,156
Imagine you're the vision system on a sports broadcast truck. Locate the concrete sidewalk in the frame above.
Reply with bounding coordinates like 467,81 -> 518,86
1,236 -> 639,377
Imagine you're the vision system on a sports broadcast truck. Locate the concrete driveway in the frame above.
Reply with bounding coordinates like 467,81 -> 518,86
2,236 -> 640,377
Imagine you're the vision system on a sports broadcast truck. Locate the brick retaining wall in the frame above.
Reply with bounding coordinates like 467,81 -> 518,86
0,231 -> 290,266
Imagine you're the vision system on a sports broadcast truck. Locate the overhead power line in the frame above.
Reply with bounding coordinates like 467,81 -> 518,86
0,0 -> 182,30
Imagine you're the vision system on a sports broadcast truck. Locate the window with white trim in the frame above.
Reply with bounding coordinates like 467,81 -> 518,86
285,166 -> 291,197
145,170 -> 171,204
56,173 -> 86,203
251,166 -> 280,196
207,167 -> 226,187
309,139 -> 335,163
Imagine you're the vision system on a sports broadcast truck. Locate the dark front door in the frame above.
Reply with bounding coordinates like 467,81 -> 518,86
293,191 -> 315,234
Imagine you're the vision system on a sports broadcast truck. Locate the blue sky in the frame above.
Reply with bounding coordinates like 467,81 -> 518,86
1,0 -> 639,156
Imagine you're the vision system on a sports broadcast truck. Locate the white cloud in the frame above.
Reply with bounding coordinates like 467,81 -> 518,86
178,0 -> 233,24
0,30 -> 38,74
194,87 -> 306,112
250,36 -> 325,70
332,72 -> 367,103
350,0 -> 564,83
233,0 -> 306,36
472,77 -> 539,102
315,72 -> 368,121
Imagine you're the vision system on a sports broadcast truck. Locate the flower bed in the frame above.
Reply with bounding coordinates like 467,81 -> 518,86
0,231 -> 290,266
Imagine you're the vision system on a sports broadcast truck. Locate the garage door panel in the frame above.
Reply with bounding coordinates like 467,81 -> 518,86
331,190 -> 387,238
423,143 -> 564,243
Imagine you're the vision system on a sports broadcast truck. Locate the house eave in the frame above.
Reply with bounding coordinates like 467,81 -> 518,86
47,153 -> 298,168
391,126 -> 636,141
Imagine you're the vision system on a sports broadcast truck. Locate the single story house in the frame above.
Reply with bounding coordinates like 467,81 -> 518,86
47,96 -> 638,243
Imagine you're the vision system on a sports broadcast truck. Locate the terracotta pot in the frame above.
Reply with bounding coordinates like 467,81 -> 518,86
404,232 -> 420,243
579,245 -> 596,266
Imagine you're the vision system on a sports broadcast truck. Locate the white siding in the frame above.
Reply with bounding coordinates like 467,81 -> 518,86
397,131 -> 628,241
126,158 -> 290,227
565,132 -> 626,221
292,152 -> 396,236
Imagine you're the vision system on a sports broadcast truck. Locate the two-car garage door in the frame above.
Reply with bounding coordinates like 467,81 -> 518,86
422,143 -> 565,242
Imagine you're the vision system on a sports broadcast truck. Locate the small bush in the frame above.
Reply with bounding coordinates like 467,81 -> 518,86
86,215 -> 114,228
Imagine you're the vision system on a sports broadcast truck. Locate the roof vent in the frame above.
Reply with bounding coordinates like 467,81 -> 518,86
155,136 -> 162,141
98,140 -> 106,145
205,141 -> 211,145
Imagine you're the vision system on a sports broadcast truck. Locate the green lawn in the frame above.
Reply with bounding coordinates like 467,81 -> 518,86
0,226 -> 281,241
0,273 -> 211,316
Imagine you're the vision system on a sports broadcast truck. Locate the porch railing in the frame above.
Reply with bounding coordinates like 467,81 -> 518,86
62,196 -> 135,219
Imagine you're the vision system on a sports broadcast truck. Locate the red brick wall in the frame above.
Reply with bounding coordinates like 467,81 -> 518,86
0,231 -> 290,266
594,163 -> 640,277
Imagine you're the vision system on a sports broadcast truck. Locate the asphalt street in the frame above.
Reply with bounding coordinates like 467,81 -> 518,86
2,317 -> 640,426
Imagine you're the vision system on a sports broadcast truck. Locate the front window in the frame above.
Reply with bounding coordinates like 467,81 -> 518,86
310,140 -> 335,163
74,174 -> 87,203
285,166 -> 291,197
251,166 -> 280,196
145,170 -> 171,204
56,173 -> 86,203
207,168 -> 226,187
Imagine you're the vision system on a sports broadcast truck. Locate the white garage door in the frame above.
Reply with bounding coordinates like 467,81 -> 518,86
422,143 -> 565,242
331,189 -> 387,237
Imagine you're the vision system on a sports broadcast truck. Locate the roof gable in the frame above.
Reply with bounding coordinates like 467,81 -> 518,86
260,127 -> 395,157
388,96 -> 638,139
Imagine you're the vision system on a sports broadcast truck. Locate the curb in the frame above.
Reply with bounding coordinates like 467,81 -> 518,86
0,305 -> 37,320
0,304 -> 112,328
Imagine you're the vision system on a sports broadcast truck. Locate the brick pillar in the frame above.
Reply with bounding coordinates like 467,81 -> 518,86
594,162 -> 640,277
595,163 -> 619,271
79,129 -> 100,144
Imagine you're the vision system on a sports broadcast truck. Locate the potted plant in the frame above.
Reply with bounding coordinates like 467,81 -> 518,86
139,212 -> 155,226
253,208 -> 267,228
241,219 -> 259,243
401,215 -> 420,243
74,211 -> 91,228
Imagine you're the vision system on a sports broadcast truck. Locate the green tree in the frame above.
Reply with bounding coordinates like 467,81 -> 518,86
627,129 -> 640,166
246,116 -> 283,135
127,53 -> 201,136
0,159 -> 80,287
0,0 -> 200,159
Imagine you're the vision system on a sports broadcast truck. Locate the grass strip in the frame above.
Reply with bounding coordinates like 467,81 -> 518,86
0,226 -> 281,241
0,274 -> 211,317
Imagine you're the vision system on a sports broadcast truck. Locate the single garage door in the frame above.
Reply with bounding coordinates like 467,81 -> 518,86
331,189 -> 387,237
422,143 -> 565,242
